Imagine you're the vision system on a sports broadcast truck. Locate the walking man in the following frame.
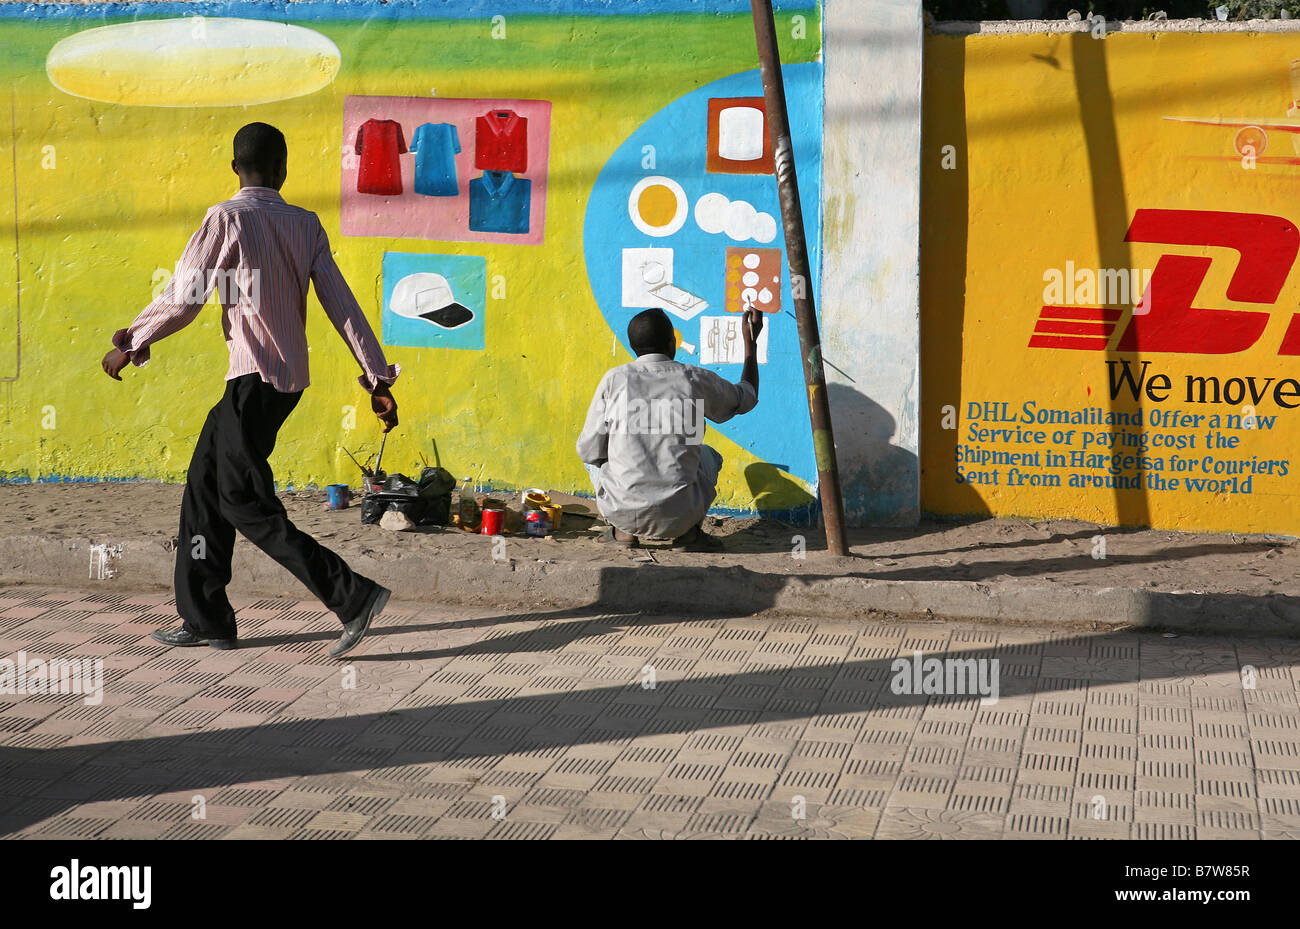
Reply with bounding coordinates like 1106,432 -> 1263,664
100,122 -> 396,658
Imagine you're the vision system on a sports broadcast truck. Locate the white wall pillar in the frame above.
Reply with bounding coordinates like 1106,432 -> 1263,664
820,0 -> 924,526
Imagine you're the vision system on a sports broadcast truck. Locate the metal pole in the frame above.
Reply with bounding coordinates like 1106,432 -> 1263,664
750,0 -> 848,556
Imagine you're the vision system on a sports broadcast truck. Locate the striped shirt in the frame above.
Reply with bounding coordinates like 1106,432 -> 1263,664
114,187 -> 399,394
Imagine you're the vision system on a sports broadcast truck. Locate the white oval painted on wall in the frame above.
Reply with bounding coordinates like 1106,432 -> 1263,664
46,17 -> 341,107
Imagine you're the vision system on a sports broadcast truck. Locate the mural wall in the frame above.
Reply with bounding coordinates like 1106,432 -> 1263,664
923,25 -> 1300,536
0,0 -> 829,520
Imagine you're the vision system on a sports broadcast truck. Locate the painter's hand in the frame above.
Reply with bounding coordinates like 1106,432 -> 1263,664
742,308 -> 764,351
101,346 -> 130,380
372,383 -> 398,432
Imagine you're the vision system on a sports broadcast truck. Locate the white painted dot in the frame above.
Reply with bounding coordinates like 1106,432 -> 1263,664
752,213 -> 778,243
742,271 -> 759,287
742,253 -> 761,269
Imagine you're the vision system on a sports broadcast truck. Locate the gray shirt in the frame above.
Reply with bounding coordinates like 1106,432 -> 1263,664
577,353 -> 758,539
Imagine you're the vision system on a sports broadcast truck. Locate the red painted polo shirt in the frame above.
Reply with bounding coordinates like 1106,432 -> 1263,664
474,109 -> 528,173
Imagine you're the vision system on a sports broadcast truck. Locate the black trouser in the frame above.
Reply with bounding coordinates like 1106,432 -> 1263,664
174,374 -> 376,640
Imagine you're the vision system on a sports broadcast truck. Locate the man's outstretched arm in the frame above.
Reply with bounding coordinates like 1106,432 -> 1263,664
310,220 -> 401,430
698,308 -> 764,425
102,209 -> 231,380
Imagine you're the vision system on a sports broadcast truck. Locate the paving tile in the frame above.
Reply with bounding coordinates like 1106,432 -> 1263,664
4,586 -> 1300,840
876,807 -> 1000,840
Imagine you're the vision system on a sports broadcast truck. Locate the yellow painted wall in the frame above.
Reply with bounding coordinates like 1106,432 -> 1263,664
922,29 -> 1300,536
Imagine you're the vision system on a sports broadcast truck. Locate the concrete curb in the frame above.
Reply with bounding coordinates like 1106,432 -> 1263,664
4,531 -> 1298,637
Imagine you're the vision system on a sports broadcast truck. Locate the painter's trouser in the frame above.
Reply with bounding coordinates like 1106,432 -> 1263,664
174,374 -> 379,640
585,445 -> 724,539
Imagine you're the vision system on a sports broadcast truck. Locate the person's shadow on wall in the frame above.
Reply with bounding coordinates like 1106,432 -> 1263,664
742,384 -> 919,528
743,462 -> 817,524
826,383 -> 918,526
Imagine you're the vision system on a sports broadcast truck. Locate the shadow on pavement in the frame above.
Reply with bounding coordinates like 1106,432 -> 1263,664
0,591 -> 1293,834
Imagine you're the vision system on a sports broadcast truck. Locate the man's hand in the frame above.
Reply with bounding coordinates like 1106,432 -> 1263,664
101,347 -> 131,381
371,383 -> 399,432
742,307 -> 764,353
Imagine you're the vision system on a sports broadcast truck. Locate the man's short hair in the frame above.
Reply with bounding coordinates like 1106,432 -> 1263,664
627,308 -> 675,356
233,123 -> 287,176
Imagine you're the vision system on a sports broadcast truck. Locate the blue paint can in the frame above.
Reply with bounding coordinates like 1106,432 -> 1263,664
326,484 -> 352,509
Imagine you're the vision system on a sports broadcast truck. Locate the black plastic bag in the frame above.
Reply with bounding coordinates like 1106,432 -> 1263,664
380,473 -> 421,496
361,493 -> 428,524
418,466 -> 457,496
360,493 -> 392,525
416,467 -> 455,526
361,468 -> 454,527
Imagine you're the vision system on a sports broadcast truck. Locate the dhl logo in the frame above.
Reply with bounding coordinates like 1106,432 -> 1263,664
1031,209 -> 1300,355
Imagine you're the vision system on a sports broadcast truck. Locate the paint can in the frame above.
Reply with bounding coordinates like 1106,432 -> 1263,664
525,509 -> 552,537
480,507 -> 505,536
542,503 -> 563,530
521,488 -> 550,511
326,484 -> 351,509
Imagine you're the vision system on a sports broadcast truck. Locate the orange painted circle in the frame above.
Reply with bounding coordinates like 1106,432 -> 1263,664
637,185 -> 678,227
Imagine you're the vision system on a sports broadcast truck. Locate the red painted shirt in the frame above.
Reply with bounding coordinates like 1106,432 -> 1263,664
355,118 -> 407,196
474,109 -> 528,173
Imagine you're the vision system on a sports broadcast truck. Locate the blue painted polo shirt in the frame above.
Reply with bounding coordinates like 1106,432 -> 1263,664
468,170 -> 531,234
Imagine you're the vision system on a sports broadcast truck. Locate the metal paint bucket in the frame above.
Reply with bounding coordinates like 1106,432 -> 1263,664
521,488 -> 550,511
326,484 -> 351,509
525,509 -> 552,537
480,507 -> 505,536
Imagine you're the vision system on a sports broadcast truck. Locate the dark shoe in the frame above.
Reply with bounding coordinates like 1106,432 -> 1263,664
670,524 -> 723,552
151,625 -> 237,650
596,525 -> 639,549
330,584 -> 391,659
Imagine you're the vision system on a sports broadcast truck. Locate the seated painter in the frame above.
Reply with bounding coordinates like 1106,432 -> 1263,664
577,306 -> 763,551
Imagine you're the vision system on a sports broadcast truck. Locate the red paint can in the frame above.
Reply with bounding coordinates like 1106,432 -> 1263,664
480,508 -> 505,536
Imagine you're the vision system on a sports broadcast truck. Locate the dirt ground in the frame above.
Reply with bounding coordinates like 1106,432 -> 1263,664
1,481 -> 1297,597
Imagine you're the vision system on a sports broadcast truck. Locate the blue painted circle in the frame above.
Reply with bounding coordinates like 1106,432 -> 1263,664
582,65 -> 822,486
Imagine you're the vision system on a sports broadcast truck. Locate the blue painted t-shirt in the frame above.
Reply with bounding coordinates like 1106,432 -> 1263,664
468,171 -> 531,234
410,122 -> 461,197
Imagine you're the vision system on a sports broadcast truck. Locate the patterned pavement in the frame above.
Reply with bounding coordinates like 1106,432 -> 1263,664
0,584 -> 1298,840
